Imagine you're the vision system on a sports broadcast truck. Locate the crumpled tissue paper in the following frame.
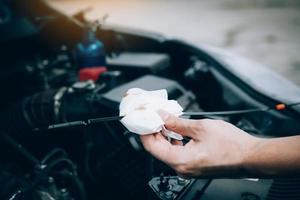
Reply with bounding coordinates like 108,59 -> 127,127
119,88 -> 184,140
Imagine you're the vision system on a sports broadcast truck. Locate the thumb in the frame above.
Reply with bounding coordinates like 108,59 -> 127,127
158,110 -> 198,138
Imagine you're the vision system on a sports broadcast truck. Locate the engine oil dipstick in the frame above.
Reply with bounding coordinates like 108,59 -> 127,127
275,103 -> 286,111
33,116 -> 122,131
33,101 -> 300,132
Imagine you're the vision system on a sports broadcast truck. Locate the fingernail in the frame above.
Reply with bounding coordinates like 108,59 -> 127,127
157,109 -> 170,121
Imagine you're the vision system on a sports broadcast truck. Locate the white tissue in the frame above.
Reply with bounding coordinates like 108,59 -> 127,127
119,88 -> 184,140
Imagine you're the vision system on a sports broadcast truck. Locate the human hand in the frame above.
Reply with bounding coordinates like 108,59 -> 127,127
140,112 -> 260,178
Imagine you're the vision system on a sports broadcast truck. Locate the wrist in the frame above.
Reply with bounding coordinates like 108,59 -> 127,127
240,136 -> 265,176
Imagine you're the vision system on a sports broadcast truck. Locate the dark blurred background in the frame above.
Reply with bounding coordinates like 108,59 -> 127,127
46,0 -> 300,86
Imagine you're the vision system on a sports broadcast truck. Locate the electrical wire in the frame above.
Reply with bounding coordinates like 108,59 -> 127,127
45,158 -> 77,175
41,148 -> 68,165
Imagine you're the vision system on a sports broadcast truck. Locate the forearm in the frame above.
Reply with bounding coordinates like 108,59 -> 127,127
244,135 -> 300,177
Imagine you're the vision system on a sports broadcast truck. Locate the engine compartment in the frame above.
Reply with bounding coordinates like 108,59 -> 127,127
0,1 -> 300,200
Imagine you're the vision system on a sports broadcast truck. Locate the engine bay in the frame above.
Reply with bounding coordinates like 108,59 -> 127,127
0,1 -> 300,200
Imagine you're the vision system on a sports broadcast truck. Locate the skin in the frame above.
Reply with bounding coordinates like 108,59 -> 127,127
140,111 -> 300,178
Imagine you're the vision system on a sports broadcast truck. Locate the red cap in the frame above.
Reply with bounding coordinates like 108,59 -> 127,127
79,67 -> 107,82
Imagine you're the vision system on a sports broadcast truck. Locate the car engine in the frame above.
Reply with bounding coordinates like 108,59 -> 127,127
0,1 -> 299,200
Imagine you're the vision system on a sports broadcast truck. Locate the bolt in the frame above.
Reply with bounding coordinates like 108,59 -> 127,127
241,192 -> 260,200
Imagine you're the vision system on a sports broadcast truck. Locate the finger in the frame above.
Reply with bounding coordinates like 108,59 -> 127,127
140,133 -> 183,165
158,110 -> 199,138
171,139 -> 183,146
